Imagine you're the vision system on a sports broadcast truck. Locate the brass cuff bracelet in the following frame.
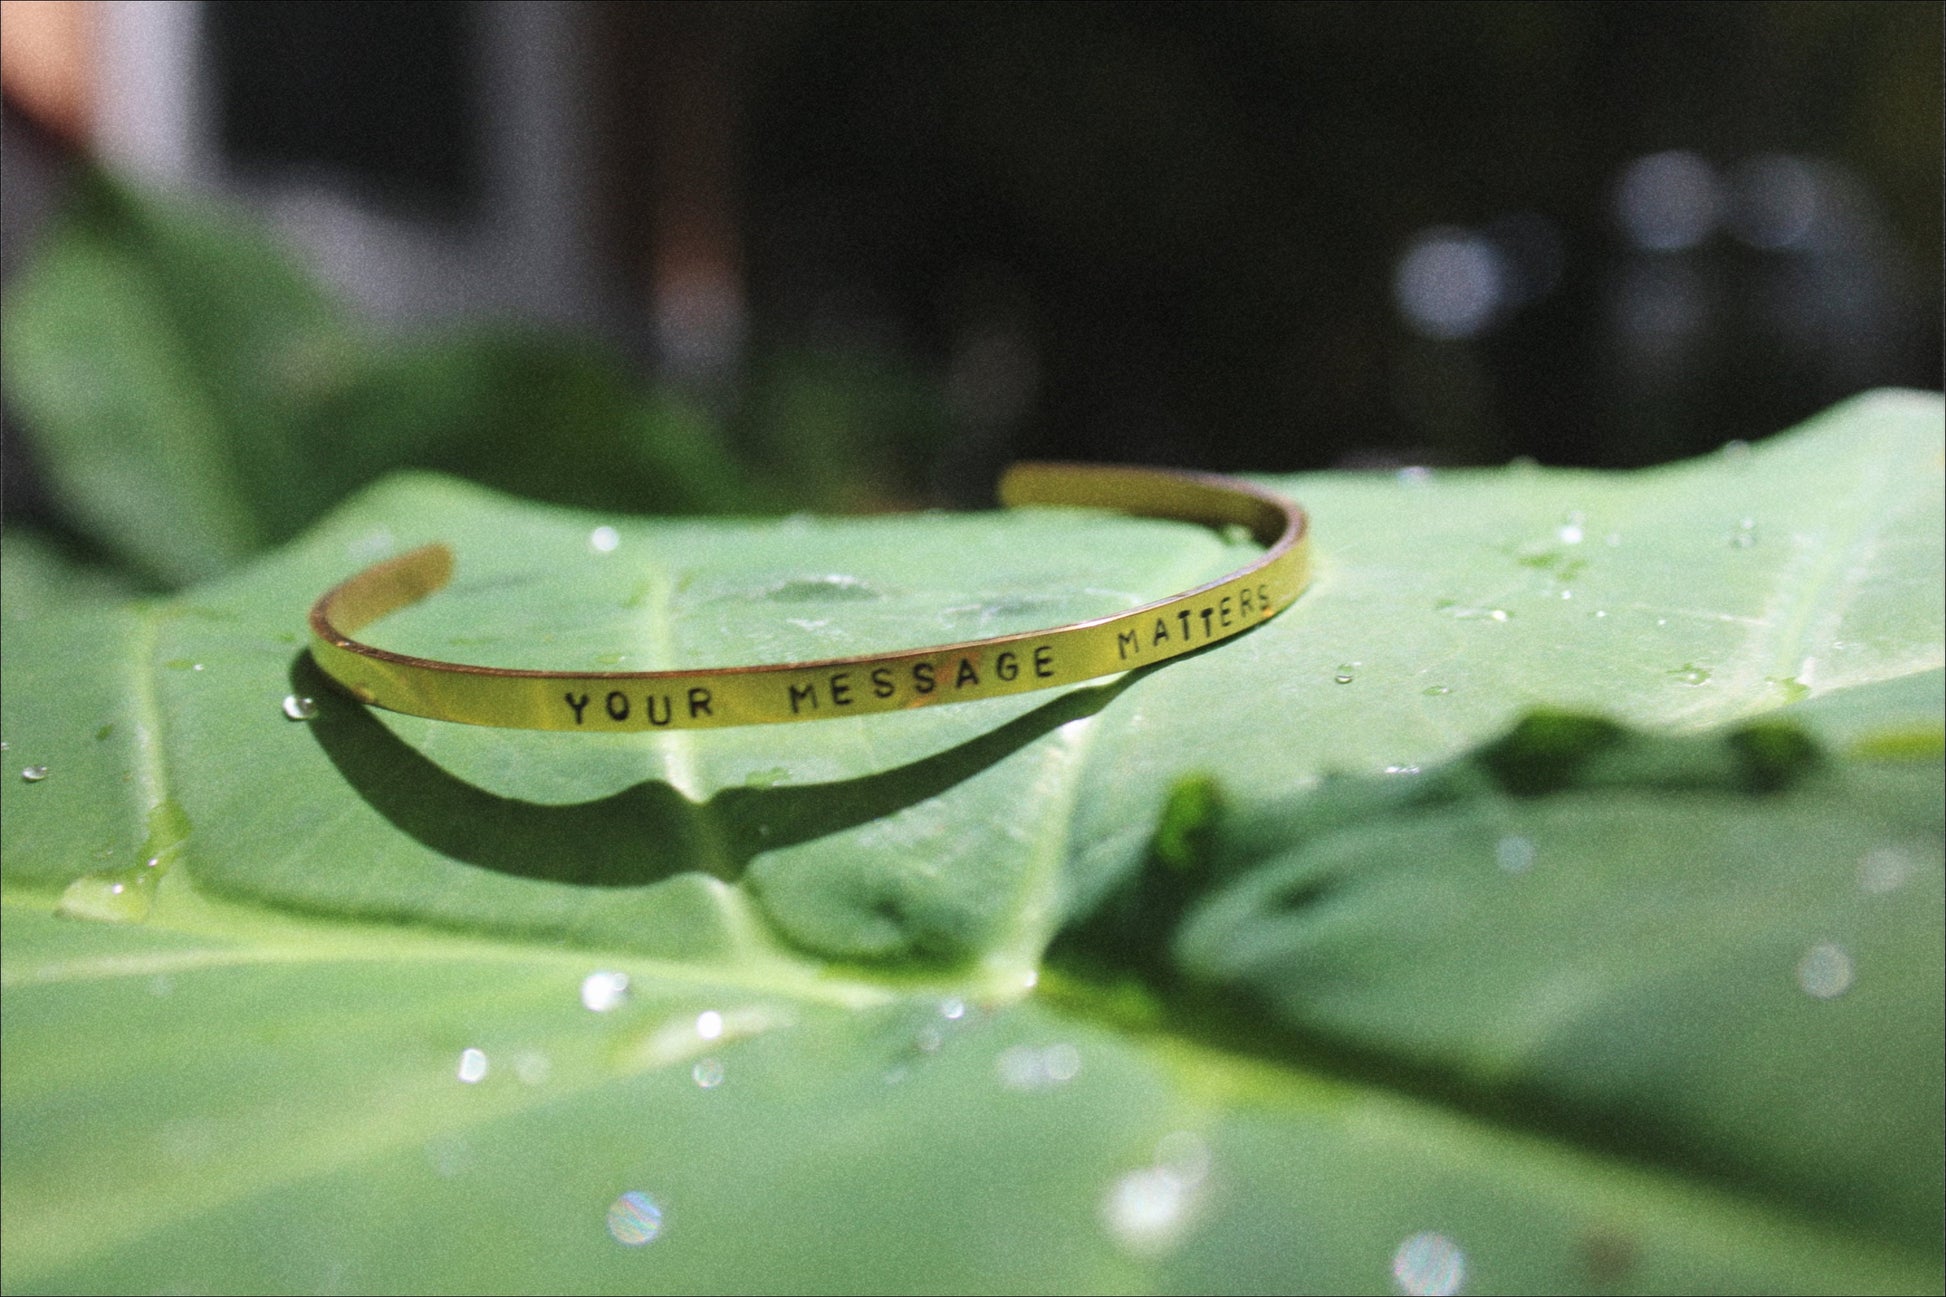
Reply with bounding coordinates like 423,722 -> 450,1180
308,463 -> 1310,731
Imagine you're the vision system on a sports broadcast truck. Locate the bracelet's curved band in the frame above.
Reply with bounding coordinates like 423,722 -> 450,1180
308,463 -> 1310,731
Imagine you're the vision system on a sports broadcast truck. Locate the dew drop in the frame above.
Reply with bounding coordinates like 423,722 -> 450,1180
1101,1166 -> 1195,1258
1729,518 -> 1758,549
55,868 -> 156,923
692,1057 -> 726,1089
1796,943 -> 1853,999
1556,514 -> 1585,545
1383,764 -> 1422,776
997,1043 -> 1082,1091
191,663 -> 205,672
743,766 -> 788,789
1334,663 -> 1358,684
1393,1232 -> 1467,1296
348,527 -> 395,560
606,1191 -> 665,1246
1495,835 -> 1536,873
1,739 -> 9,750
589,525 -> 621,554
456,1047 -> 489,1083
592,652 -> 627,667
940,997 -> 967,1021
281,694 -> 319,721
1593,609 -> 1608,619
1434,601 -> 1511,622
1043,1042 -> 1081,1082
695,1010 -> 725,1041
1857,846 -> 1915,895
580,971 -> 631,1013
1422,685 -> 1451,696
21,765 -> 49,782
1668,664 -> 1712,686
766,574 -> 880,603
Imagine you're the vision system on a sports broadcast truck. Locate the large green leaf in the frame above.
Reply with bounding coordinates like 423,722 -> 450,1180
3,392 -> 1941,1293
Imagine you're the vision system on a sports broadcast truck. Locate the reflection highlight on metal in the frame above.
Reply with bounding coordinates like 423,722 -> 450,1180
307,463 -> 1310,731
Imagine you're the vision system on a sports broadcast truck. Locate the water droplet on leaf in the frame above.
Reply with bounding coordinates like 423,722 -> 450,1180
1797,943 -> 1853,999
692,1057 -> 725,1089
1101,1167 -> 1196,1258
997,1043 -> 1081,1091
589,526 -> 621,554
1435,601 -> 1510,622
21,765 -> 48,782
1668,664 -> 1711,686
766,574 -> 880,603
55,868 -> 157,923
456,1048 -> 489,1083
1858,846 -> 1915,895
606,1191 -> 665,1245
581,971 -> 631,1013
1393,1232 -> 1467,1296
282,694 -> 318,721
695,1010 -> 725,1041
1496,835 -> 1536,873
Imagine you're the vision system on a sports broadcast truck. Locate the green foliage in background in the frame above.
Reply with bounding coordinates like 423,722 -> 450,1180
1,169 -> 948,590
1,175 -> 1941,1293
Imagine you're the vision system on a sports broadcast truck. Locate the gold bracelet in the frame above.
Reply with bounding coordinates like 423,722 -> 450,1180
308,463 -> 1310,731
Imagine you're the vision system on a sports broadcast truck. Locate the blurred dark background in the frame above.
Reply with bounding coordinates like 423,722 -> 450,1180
3,0 -> 1940,515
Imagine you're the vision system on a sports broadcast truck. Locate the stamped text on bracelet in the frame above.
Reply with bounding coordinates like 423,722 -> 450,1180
307,463 -> 1310,732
